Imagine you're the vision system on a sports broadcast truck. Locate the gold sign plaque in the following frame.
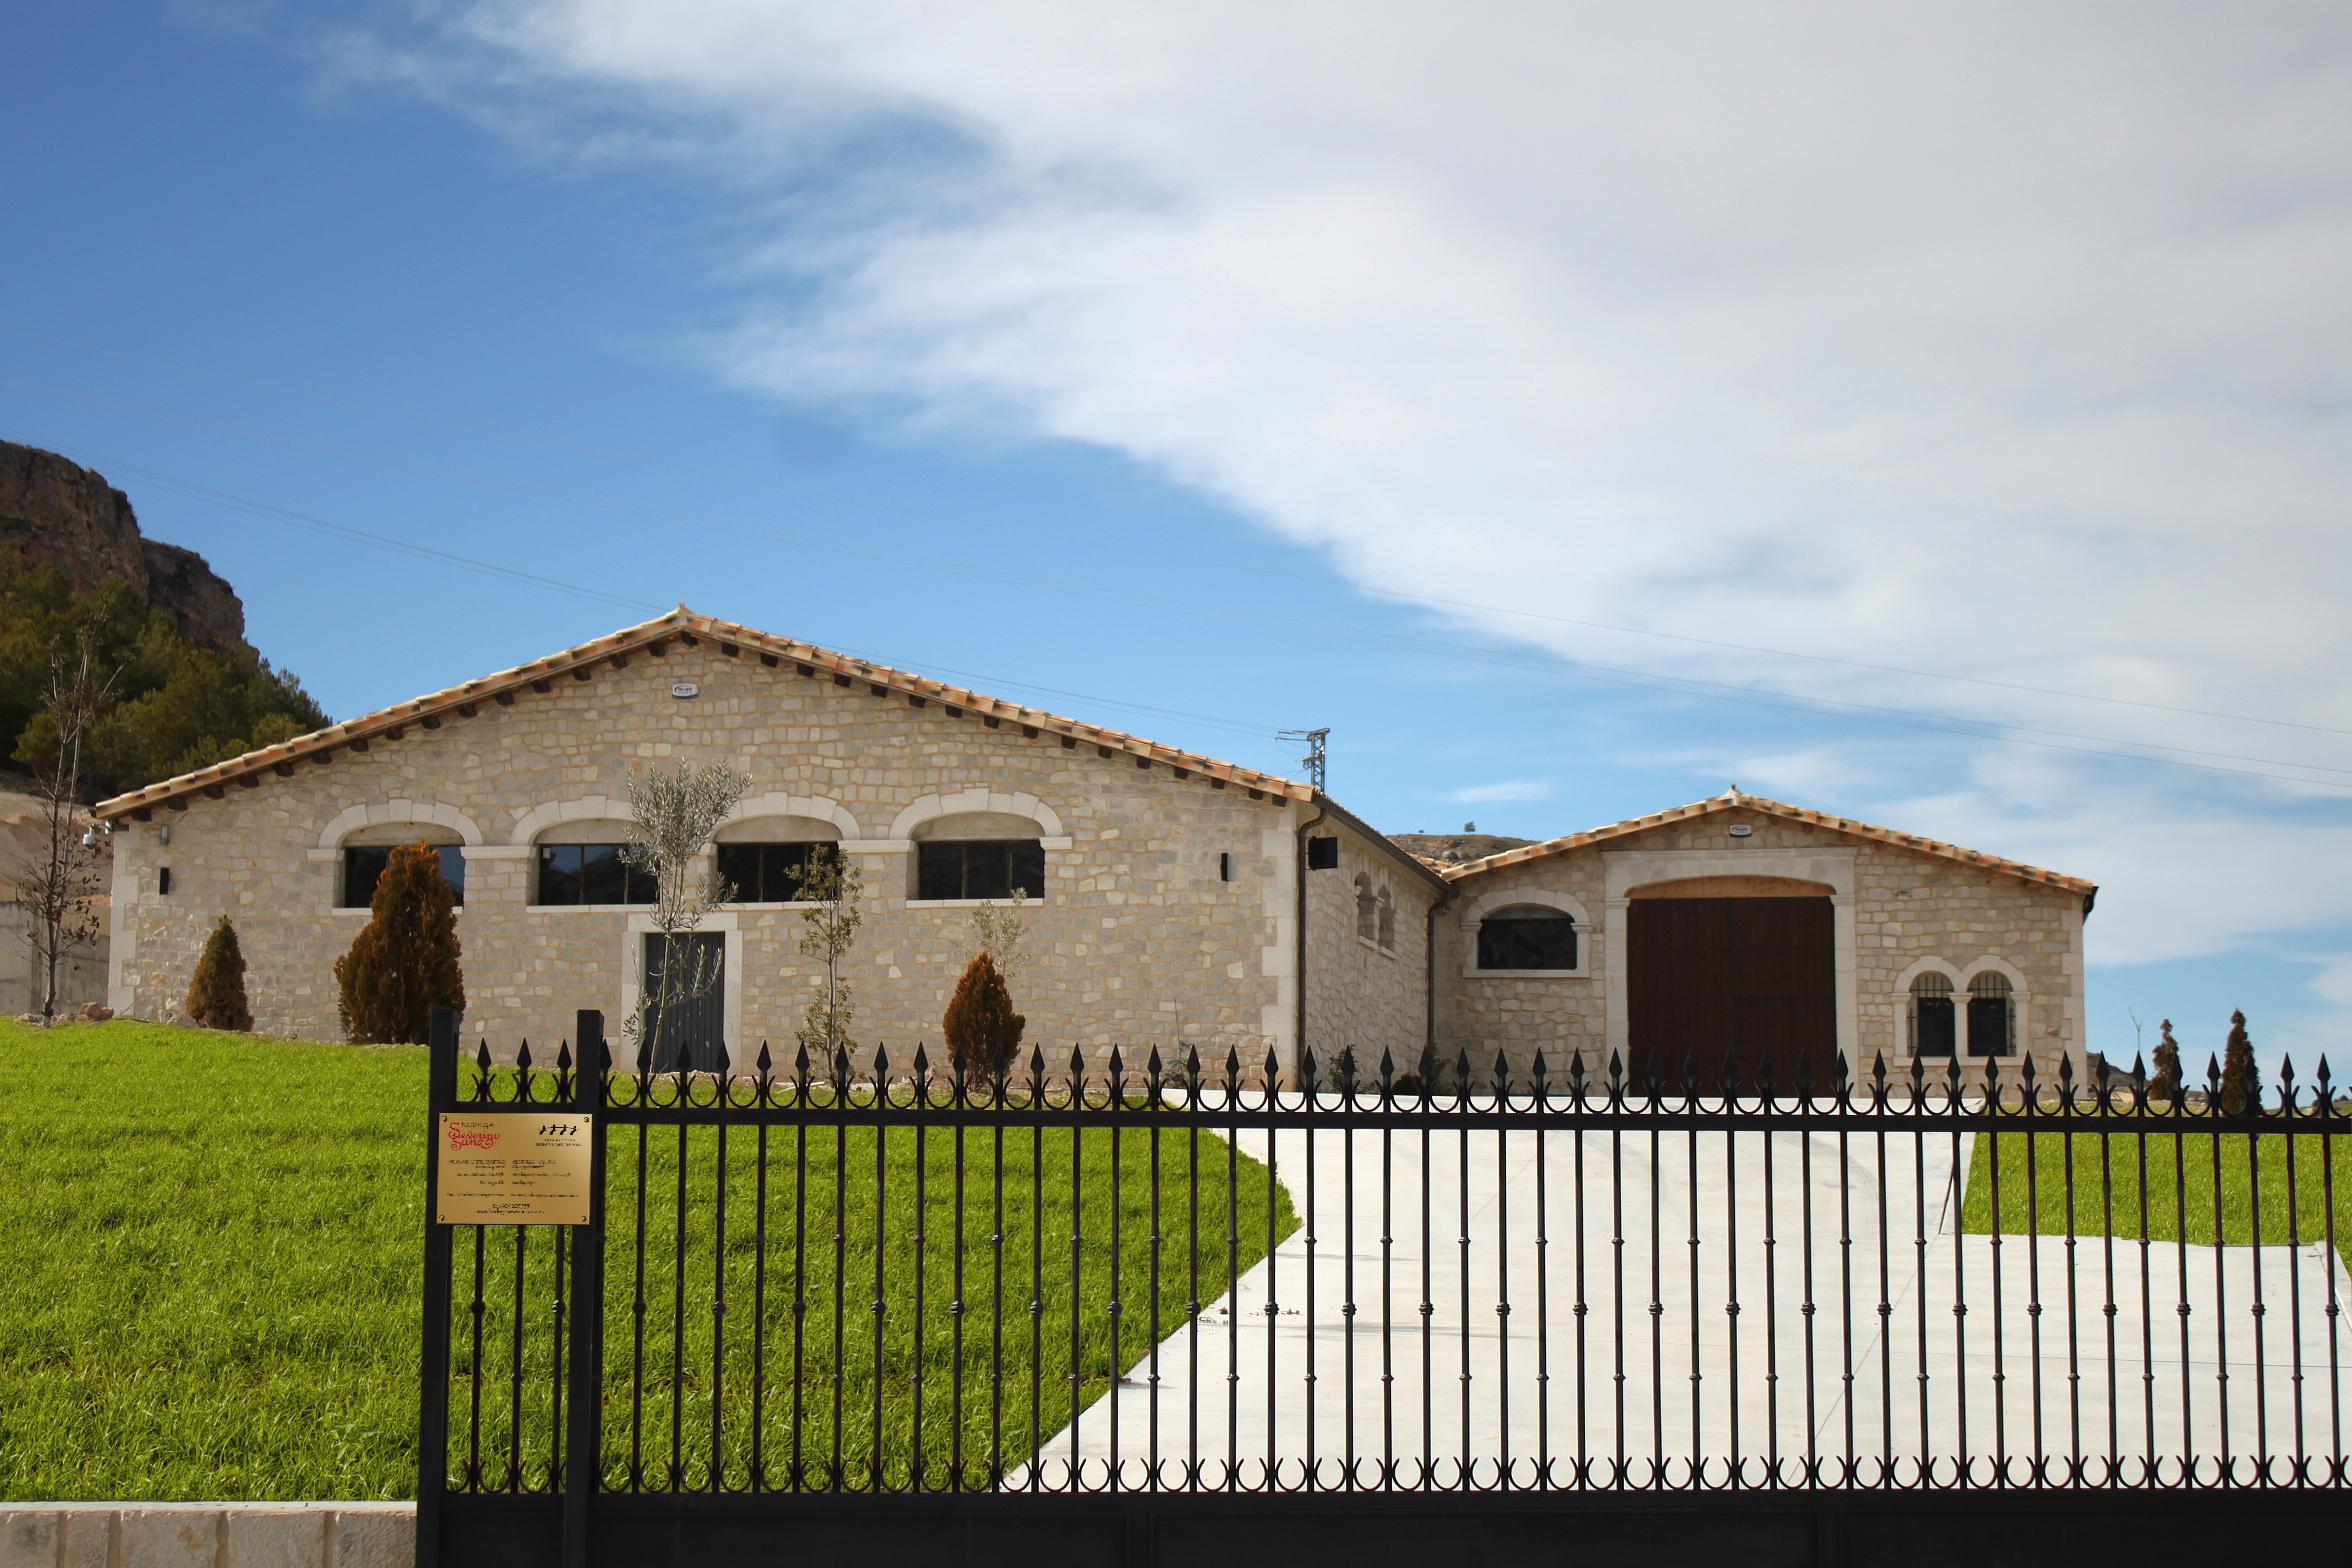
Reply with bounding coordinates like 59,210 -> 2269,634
436,1114 -> 593,1225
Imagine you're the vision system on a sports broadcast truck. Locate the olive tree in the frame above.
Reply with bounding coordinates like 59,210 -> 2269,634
622,761 -> 749,1069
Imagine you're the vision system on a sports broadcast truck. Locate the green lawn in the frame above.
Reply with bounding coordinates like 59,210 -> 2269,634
1963,1124 -> 2352,1265
0,1019 -> 1292,1499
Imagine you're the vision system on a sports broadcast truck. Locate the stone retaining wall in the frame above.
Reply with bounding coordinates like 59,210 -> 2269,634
0,1505 -> 410,1568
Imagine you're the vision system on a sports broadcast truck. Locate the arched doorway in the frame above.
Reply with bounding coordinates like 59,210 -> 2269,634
1625,877 -> 1837,1088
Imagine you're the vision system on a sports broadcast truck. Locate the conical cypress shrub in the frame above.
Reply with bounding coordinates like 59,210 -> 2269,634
2149,1018 -> 2182,1104
334,842 -> 465,1044
2219,1008 -> 2259,1116
185,915 -> 253,1031
943,950 -> 1024,1086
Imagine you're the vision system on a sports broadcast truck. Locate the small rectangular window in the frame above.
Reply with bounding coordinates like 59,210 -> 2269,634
915,840 -> 1045,901
718,842 -> 837,903
1219,852 -> 1236,882
1478,916 -> 1577,971
157,866 -> 172,896
342,845 -> 464,908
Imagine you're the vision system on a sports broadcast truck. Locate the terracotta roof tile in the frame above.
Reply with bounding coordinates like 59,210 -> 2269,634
93,608 -> 1314,819
1441,788 -> 2096,900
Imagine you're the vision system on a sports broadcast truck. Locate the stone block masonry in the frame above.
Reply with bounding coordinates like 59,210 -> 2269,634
0,1505 -> 411,1568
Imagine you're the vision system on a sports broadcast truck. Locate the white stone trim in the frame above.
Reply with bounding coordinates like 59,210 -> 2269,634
316,800 -> 483,850
719,792 -> 860,839
508,795 -> 631,847
618,913 -> 743,1059
888,789 -> 1065,841
1600,847 -> 1858,1069
1459,887 -> 1593,978
842,837 -> 1071,855
907,896 -> 1053,909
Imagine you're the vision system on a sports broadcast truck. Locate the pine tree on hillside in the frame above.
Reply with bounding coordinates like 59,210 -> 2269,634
2219,1008 -> 2260,1116
334,843 -> 465,1044
184,914 -> 252,1031
2149,1018 -> 2182,1104
943,950 -> 1025,1089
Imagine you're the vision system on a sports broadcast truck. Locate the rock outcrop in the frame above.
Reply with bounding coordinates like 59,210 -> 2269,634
1388,831 -> 1539,867
0,440 -> 245,647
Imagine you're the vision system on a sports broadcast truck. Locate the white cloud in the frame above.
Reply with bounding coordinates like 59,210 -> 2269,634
329,1 -> 2352,970
1448,779 -> 1553,805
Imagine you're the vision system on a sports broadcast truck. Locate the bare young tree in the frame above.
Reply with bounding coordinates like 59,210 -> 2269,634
9,630 -> 120,1024
969,885 -> 1027,985
794,849 -> 863,1073
620,761 -> 749,1069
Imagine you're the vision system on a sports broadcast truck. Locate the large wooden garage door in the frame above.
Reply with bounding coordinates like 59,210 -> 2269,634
1627,897 -> 1836,1088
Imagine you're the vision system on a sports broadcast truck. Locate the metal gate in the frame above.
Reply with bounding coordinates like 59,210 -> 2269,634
417,1009 -> 2352,1566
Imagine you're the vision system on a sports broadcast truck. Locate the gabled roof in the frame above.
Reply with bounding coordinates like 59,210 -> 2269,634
1443,788 -> 2097,902
93,608 -> 1316,821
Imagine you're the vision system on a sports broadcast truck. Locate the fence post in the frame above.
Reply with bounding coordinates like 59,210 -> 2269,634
562,1010 -> 608,1568
416,1006 -> 460,1568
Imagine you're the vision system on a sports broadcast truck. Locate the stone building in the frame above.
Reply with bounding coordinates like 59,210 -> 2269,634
93,608 -> 2092,1081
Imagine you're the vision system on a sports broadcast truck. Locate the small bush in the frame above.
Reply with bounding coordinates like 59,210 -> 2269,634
943,951 -> 1024,1087
184,915 -> 252,1031
2149,1018 -> 2182,1103
334,843 -> 465,1044
2219,1008 -> 2259,1115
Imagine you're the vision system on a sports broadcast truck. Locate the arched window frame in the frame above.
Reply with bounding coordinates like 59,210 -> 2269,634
1353,874 -> 1378,943
712,795 -> 858,907
1891,958 -> 1965,1061
1962,965 -> 2023,1059
1461,887 -> 1591,978
312,801 -> 482,913
891,789 -> 1066,906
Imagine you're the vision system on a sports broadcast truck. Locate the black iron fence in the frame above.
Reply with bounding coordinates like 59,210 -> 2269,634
416,1009 -> 2352,1567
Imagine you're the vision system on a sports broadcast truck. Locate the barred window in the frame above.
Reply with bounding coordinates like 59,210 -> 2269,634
341,840 -> 464,907
1476,906 -> 1578,971
1910,972 -> 1955,1057
915,839 -> 1045,902
535,843 -> 655,907
1967,972 -> 2016,1057
717,842 -> 839,904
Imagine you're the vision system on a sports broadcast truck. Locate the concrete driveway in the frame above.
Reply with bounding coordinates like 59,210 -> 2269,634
1037,1106 -> 2352,1488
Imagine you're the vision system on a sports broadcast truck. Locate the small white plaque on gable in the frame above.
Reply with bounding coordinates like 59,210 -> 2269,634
670,681 -> 700,700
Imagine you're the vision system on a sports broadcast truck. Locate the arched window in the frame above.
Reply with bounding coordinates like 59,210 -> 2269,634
1376,887 -> 1397,951
1909,972 -> 1955,1058
715,814 -> 843,904
1967,972 -> 2015,1057
1354,875 -> 1378,941
1476,904 -> 1578,971
341,826 -> 465,907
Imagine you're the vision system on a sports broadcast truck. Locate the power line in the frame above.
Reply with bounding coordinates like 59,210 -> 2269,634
10,359 -> 2349,741
18,434 -> 2352,795
18,401 -> 2352,783
28,444 -> 1297,749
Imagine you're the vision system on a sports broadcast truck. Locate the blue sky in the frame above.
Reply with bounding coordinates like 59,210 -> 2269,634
9,4 -> 2352,1071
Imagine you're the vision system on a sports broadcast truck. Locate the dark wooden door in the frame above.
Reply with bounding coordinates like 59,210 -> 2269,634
1627,897 -> 1836,1087
642,931 -> 726,1073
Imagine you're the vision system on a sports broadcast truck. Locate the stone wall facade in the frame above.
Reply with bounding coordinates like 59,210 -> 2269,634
98,628 -> 2088,1089
1301,813 -> 1441,1079
105,643 -> 1333,1071
1435,807 -> 2087,1082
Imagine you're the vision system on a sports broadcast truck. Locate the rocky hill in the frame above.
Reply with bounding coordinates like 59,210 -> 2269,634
0,440 -> 244,647
1388,831 -> 1539,867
